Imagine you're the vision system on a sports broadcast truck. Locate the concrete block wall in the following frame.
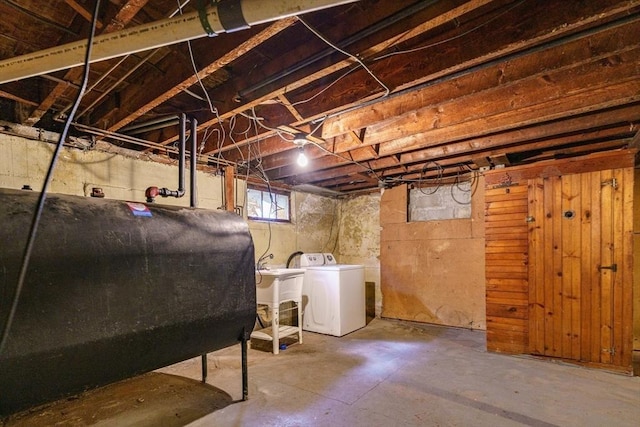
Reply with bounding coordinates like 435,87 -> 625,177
409,182 -> 472,221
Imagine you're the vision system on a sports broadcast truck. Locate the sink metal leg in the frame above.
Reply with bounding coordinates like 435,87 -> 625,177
272,306 -> 280,354
297,300 -> 303,344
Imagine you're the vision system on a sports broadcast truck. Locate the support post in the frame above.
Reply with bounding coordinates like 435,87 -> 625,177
242,332 -> 249,401
201,354 -> 207,383
225,165 -> 235,212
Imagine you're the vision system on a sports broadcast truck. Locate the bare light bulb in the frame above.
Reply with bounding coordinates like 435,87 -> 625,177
297,146 -> 308,167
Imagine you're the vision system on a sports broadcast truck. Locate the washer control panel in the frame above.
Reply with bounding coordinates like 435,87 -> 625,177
300,253 -> 325,266
300,253 -> 338,266
323,253 -> 337,264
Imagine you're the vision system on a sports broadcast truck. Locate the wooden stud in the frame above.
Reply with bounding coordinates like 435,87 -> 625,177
225,165 -> 235,212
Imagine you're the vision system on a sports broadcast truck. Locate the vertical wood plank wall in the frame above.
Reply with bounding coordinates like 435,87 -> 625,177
485,182 -> 529,353
484,149 -> 636,372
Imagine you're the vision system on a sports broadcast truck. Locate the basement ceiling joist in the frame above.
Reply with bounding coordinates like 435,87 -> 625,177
0,0 -> 638,194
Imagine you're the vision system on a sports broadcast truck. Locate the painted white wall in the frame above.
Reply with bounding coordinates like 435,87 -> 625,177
0,133 -> 225,208
337,194 -> 382,316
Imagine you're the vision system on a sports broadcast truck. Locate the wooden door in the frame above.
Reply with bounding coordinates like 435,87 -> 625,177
528,169 -> 633,370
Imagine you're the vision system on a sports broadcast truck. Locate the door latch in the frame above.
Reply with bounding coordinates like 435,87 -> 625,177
598,264 -> 618,273
601,178 -> 618,189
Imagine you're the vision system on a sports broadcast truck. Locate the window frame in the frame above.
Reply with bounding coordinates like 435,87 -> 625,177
246,186 -> 291,223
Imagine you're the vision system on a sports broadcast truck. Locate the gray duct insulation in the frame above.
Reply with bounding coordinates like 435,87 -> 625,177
0,188 -> 256,415
0,0 -> 360,84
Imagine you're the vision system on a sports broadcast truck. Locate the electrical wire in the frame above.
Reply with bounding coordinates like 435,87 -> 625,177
306,139 -> 381,181
450,165 -> 476,205
0,0 -> 102,357
289,66 -> 361,107
418,161 -> 444,195
298,16 -> 390,99
176,0 -> 217,114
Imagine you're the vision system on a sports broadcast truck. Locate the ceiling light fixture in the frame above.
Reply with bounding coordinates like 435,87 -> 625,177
297,146 -> 309,167
293,133 -> 308,145
293,133 -> 309,167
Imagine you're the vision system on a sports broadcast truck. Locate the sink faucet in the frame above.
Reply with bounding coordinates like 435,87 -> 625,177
257,253 -> 274,270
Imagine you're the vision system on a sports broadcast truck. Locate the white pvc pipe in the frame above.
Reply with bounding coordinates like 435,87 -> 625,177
0,0 -> 359,84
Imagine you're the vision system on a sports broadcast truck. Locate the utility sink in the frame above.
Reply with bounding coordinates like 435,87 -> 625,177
252,268 -> 305,354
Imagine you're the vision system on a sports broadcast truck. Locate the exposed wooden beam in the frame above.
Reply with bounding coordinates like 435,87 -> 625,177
24,0 -> 149,126
0,91 -> 39,107
326,37 -> 640,155
261,33 -> 640,177
103,0 -> 149,32
322,11 -> 640,139
270,105 -> 640,183
156,0 -> 497,146
628,128 -> 640,148
64,0 -> 104,28
378,80 -> 640,157
206,0 -> 640,167
277,94 -> 305,122
105,18 -> 298,132
398,118 -> 639,165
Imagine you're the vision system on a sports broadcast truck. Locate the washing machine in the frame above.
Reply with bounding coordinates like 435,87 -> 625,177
300,253 -> 365,336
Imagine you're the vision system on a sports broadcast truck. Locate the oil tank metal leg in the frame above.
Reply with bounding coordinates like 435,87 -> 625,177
201,354 -> 207,383
242,331 -> 249,401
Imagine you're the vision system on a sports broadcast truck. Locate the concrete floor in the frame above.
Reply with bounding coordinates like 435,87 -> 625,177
4,319 -> 640,426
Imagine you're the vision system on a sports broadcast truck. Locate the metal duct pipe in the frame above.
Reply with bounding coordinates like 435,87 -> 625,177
0,0 -> 360,84
120,115 -> 180,133
124,119 -> 181,136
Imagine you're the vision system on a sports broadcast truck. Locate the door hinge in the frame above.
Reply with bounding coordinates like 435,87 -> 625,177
601,178 -> 618,189
598,264 -> 618,273
602,347 -> 616,355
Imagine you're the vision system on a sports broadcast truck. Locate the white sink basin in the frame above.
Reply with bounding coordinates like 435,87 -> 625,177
255,268 -> 305,278
255,268 -> 305,305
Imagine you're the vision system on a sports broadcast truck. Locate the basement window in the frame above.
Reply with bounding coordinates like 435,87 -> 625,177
409,182 -> 472,221
247,187 -> 291,222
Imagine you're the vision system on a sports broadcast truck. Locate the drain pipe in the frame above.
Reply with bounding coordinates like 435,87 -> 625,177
0,0 -> 360,84
145,113 -> 187,202
190,116 -> 198,209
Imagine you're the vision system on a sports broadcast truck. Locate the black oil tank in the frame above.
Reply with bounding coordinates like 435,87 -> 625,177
0,188 -> 256,415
